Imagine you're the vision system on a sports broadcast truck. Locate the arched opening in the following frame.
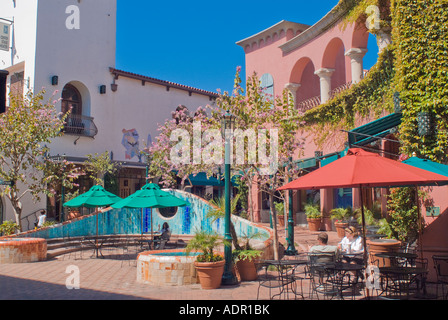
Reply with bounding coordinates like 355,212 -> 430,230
60,81 -> 96,138
321,37 -> 347,91
290,57 -> 320,110
61,84 -> 82,115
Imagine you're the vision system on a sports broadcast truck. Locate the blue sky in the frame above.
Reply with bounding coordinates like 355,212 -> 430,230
116,0 -> 378,94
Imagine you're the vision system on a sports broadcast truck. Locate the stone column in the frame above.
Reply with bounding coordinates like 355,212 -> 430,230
345,48 -> 368,84
284,82 -> 301,106
314,68 -> 335,104
376,30 -> 392,53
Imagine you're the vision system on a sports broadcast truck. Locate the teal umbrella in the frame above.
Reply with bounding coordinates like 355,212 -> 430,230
403,156 -> 448,182
63,185 -> 122,208
111,183 -> 188,248
111,183 -> 188,209
63,185 -> 122,258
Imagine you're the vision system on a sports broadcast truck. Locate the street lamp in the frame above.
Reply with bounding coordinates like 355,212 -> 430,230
285,158 -> 298,255
221,110 -> 237,285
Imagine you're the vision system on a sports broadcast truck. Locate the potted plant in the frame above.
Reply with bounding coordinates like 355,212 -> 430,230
305,203 -> 322,231
274,201 -> 285,226
0,220 -> 19,236
65,190 -> 81,220
330,207 -> 352,238
232,232 -> 263,281
186,230 -> 227,289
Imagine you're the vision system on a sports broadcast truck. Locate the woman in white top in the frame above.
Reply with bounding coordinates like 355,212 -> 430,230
339,226 -> 364,264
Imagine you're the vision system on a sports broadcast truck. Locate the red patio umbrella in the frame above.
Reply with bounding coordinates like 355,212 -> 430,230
278,148 -> 448,264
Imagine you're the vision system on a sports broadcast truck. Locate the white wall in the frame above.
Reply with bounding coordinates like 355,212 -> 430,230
0,0 -> 217,228
0,0 -> 39,96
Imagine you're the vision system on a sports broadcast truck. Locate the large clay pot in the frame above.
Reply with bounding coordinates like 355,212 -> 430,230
236,258 -> 258,281
194,260 -> 225,289
335,221 -> 349,238
307,218 -> 322,232
67,210 -> 81,220
277,215 -> 285,226
367,239 -> 401,267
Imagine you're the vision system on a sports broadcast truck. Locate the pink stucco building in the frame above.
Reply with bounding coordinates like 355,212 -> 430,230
237,4 -> 448,281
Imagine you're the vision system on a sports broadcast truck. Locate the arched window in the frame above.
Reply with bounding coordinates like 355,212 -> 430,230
260,73 -> 274,100
61,84 -> 82,115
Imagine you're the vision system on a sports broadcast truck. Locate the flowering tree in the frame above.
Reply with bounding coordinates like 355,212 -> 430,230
216,68 -> 305,259
147,67 -> 305,258
85,151 -> 120,187
0,90 -> 68,230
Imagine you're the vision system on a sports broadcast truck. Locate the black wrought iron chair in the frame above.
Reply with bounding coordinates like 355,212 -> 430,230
433,255 -> 448,300
306,252 -> 339,300
256,260 -> 296,300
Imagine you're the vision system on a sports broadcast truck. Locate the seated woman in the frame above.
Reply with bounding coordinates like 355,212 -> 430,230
339,226 -> 364,264
157,222 -> 171,249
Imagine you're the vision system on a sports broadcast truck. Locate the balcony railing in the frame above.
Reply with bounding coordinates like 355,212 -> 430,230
296,80 -> 355,113
63,114 -> 98,138
297,95 -> 321,113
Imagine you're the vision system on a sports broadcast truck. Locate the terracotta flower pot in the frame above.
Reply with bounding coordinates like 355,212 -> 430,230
194,260 -> 225,289
335,221 -> 349,238
367,239 -> 401,267
67,210 -> 81,220
236,258 -> 258,281
278,215 -> 285,226
307,218 -> 322,232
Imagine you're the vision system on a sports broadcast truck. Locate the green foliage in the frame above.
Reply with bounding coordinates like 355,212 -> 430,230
330,206 -> 352,222
385,187 -> 426,243
185,230 -> 227,262
42,220 -> 56,228
298,47 -> 395,149
0,220 -> 20,235
232,249 -> 262,262
354,206 -> 381,226
0,89 -> 68,229
85,151 -> 120,187
304,203 -> 322,219
392,0 -> 448,162
274,201 -> 285,216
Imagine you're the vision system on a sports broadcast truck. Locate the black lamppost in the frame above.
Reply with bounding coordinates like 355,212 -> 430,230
221,110 -> 237,285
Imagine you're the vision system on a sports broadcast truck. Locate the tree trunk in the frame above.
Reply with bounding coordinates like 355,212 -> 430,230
7,189 -> 23,231
247,180 -> 254,222
230,219 -> 241,251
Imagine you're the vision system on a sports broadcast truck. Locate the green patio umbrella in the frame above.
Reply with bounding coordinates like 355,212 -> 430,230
63,185 -> 123,208
111,183 -> 188,248
63,185 -> 122,257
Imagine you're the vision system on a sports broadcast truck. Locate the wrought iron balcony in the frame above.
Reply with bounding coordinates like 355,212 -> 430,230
63,114 -> 98,138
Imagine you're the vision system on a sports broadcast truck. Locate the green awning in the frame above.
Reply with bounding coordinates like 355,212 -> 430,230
321,148 -> 348,167
296,157 -> 317,170
348,112 -> 402,146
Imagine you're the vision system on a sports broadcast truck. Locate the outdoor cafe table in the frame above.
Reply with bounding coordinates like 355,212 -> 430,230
140,231 -> 162,250
374,252 -> 418,267
324,262 -> 365,299
379,266 -> 428,299
82,236 -> 110,258
257,259 -> 308,300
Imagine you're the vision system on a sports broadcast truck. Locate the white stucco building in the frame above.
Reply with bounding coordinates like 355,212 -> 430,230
0,0 -> 217,227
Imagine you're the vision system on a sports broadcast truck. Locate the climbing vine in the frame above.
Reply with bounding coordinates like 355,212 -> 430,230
392,0 -> 448,162
298,46 -> 395,149
298,0 -> 448,162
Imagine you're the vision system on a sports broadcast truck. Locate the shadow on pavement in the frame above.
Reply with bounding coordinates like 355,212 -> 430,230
0,275 -> 147,300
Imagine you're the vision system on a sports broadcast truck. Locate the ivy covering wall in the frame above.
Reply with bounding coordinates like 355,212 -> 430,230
299,0 -> 448,162
392,0 -> 448,162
